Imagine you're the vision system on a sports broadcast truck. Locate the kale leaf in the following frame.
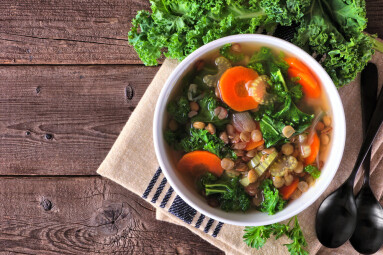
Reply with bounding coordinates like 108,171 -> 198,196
259,179 -> 286,215
167,96 -> 190,124
304,165 -> 321,179
219,43 -> 244,62
191,91 -> 230,128
180,128 -> 236,159
255,62 -> 313,147
292,0 -> 375,87
201,173 -> 251,212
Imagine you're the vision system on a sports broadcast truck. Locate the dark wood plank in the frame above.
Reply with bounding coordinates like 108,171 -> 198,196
0,0 -> 151,65
0,0 -> 381,65
366,0 -> 383,36
0,65 -> 158,175
0,176 -> 223,254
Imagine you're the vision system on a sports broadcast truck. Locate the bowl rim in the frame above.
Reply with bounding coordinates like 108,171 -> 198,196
153,34 -> 346,226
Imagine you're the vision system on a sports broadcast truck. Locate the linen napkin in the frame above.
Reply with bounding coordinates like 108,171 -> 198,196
98,47 -> 383,254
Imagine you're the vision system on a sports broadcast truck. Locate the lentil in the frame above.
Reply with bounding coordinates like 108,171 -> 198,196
251,130 -> 263,142
281,143 -> 294,155
189,101 -> 199,112
205,123 -> 216,135
221,158 -> 235,170
193,121 -> 205,129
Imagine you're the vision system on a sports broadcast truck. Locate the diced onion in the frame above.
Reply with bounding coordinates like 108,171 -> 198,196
232,112 -> 256,132
298,134 -> 307,143
300,145 -> 311,158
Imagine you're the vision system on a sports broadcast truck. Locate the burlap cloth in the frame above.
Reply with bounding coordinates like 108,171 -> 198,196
97,47 -> 383,254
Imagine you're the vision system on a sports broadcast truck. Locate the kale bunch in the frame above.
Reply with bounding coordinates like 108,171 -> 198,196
129,0 -> 383,87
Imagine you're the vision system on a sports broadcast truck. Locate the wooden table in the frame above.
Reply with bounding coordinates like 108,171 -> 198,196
0,1 -> 382,254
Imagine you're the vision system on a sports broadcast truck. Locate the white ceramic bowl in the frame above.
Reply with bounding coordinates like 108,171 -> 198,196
153,34 -> 346,226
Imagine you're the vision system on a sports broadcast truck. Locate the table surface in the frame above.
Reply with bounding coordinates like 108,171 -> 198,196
1,0 -> 382,254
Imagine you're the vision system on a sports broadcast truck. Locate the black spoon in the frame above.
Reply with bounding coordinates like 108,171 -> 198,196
350,63 -> 383,254
316,64 -> 383,248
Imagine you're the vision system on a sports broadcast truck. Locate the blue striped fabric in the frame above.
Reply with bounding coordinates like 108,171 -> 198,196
143,167 -> 224,238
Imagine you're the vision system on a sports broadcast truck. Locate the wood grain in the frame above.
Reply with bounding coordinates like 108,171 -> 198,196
0,177 -> 223,254
0,65 -> 158,175
0,0 -> 381,65
0,0 -> 150,65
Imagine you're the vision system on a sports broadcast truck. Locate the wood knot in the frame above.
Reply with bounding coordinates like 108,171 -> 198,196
125,85 -> 134,101
26,131 -> 31,136
40,198 -> 52,211
44,134 -> 53,140
91,202 -> 131,236
35,86 -> 41,95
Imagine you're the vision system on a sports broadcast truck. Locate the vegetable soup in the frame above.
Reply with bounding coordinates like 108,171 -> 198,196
164,43 -> 332,215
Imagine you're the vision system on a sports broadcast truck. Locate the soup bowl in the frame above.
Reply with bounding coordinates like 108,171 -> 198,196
153,34 -> 346,226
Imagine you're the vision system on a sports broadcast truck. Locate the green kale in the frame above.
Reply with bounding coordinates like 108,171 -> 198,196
259,115 -> 288,148
180,128 -> 237,159
243,216 -> 308,255
292,0 -> 376,87
288,84 -> 304,102
202,174 -> 251,212
129,0 -> 383,87
272,96 -> 313,132
192,91 -> 230,128
247,62 -> 266,75
167,96 -> 190,124
248,47 -> 289,77
304,165 -> 321,179
219,43 -> 244,62
196,172 -> 217,191
257,65 -> 313,147
128,1 -> 311,66
259,179 -> 286,215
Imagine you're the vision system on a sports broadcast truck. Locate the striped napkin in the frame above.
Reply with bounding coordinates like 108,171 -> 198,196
97,47 -> 383,254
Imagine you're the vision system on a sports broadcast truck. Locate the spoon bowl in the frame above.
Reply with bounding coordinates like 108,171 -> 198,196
350,185 -> 383,254
315,180 -> 357,248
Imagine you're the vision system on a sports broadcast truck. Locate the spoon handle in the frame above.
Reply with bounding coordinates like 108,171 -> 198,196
349,81 -> 383,184
360,63 -> 378,184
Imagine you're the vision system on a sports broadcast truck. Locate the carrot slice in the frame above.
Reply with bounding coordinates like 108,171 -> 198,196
177,151 -> 223,177
245,139 -> 264,151
285,57 -> 310,73
279,178 -> 299,200
288,68 -> 321,98
304,133 -> 320,166
218,66 -> 259,112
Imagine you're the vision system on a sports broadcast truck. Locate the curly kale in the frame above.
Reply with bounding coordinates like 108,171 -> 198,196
180,128 -> 237,159
167,96 -> 190,124
250,56 -> 313,148
191,91 -> 230,128
200,173 -> 251,212
219,43 -> 244,62
292,0 -> 375,87
259,179 -> 286,215
304,165 -> 321,179
129,0 -> 383,87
